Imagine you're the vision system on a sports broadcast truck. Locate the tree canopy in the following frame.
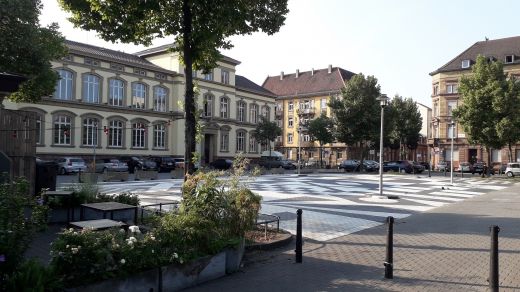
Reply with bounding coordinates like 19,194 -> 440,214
387,95 -> 422,158
59,0 -> 289,174
453,55 -> 520,165
307,113 -> 334,167
253,116 -> 282,154
0,0 -> 67,103
329,73 -> 381,159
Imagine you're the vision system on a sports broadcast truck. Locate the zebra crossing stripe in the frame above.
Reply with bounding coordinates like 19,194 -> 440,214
399,198 -> 446,207
278,204 -> 411,218
428,191 -> 474,198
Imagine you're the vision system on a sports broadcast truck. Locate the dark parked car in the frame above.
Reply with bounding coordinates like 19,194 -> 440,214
149,156 -> 176,172
210,158 -> 233,170
384,160 -> 414,173
472,162 -> 494,175
338,160 -> 361,172
412,161 -> 425,173
363,160 -> 379,172
419,162 -> 430,171
119,156 -> 157,173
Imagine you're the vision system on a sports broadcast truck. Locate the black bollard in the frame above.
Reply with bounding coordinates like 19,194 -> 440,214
295,209 -> 303,263
384,216 -> 394,279
489,225 -> 500,292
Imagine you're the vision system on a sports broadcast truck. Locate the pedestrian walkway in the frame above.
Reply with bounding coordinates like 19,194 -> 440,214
186,182 -> 520,292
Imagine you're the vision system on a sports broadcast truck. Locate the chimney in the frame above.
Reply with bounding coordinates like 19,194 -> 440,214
328,64 -> 332,74
280,71 -> 284,80
311,68 -> 314,76
295,69 -> 299,78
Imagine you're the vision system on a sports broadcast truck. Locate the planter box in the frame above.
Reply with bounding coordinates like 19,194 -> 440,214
78,172 -> 98,184
225,238 -> 245,274
71,251 -> 226,292
134,170 -> 158,180
102,171 -> 129,182
170,169 -> 184,179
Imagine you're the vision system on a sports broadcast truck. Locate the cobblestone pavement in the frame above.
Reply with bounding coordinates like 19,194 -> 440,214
59,173 -> 513,241
186,182 -> 520,292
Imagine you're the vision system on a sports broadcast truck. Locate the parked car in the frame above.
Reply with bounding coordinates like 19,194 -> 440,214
504,162 -> 520,177
384,161 -> 414,173
363,160 -> 379,172
149,156 -> 176,172
259,156 -> 285,168
472,161 -> 494,175
119,156 -> 157,173
412,161 -> 425,173
56,157 -> 87,175
173,158 -> 185,169
436,161 -> 451,172
94,158 -> 128,173
419,161 -> 430,171
210,158 -> 233,170
456,162 -> 474,173
281,159 -> 297,170
338,160 -> 361,172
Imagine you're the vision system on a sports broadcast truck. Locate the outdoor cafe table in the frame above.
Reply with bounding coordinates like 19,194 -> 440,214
69,219 -> 126,230
80,202 -> 137,223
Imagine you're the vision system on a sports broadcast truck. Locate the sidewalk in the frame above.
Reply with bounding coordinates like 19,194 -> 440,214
187,182 -> 520,292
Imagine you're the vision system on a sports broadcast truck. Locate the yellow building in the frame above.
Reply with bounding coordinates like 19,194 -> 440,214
3,40 -> 276,166
262,65 -> 354,165
429,36 -> 520,169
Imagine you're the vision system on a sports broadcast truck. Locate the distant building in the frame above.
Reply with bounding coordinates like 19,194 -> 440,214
429,36 -> 520,169
262,65 -> 355,165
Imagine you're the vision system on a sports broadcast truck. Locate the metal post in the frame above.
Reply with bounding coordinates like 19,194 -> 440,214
378,104 -> 384,197
489,225 -> 500,292
450,122 -> 454,185
297,127 -> 301,176
295,209 -> 302,263
384,216 -> 394,279
428,144 -> 431,177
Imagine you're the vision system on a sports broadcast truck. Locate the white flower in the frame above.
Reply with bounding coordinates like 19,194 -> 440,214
128,226 -> 140,233
151,249 -> 154,254
69,228 -> 74,232
129,236 -> 137,242
119,229 -> 125,234
120,259 -> 126,264
66,245 -> 70,249
71,248 -> 79,254
150,236 -> 156,241
173,253 -> 178,259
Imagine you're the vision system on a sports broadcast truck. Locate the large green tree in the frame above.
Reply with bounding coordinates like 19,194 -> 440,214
387,95 -> 422,159
59,0 -> 289,174
253,116 -> 282,158
307,113 -> 334,167
453,55 -> 520,174
0,0 -> 67,104
329,73 -> 381,163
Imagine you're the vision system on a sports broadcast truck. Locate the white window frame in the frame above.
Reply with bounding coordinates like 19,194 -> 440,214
153,123 -> 166,149
83,74 -> 100,103
220,97 -> 229,118
132,83 -> 147,109
203,94 -> 213,117
288,117 -> 294,128
249,135 -> 257,153
153,86 -> 167,112
236,131 -> 245,152
237,101 -> 246,122
132,122 -> 146,148
461,59 -> 470,68
288,101 -> 294,112
250,104 -> 258,124
53,115 -> 71,145
505,55 -> 515,64
82,118 -> 98,146
203,71 -> 213,81
446,84 -> 458,94
287,133 -> 293,144
221,70 -> 229,84
109,79 -> 124,106
55,69 -> 73,100
108,120 -> 123,147
220,132 -> 229,151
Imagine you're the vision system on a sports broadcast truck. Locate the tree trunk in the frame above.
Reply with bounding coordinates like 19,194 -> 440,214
182,0 -> 196,176
319,142 -> 323,168
508,142 -> 513,162
486,146 -> 492,177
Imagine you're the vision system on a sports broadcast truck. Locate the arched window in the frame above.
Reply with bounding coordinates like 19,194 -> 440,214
220,96 -> 229,118
109,79 -> 124,106
108,120 -> 124,147
249,134 -> 257,153
236,131 -> 246,152
237,101 -> 246,122
250,104 -> 258,124
35,114 -> 43,145
54,69 -> 73,100
132,83 -> 147,109
82,74 -> 100,103
132,122 -> 146,148
82,117 -> 99,146
153,123 -> 166,149
203,94 -> 213,117
153,87 -> 167,112
53,115 -> 72,145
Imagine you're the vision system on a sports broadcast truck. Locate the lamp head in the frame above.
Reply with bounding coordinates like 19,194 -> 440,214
376,94 -> 389,107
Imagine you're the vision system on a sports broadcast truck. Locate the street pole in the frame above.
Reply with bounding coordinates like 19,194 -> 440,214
297,126 -> 301,176
450,121 -> 454,185
377,95 -> 388,198
93,123 -> 97,173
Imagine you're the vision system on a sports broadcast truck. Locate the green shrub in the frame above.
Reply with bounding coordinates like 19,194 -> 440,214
6,259 -> 62,292
96,192 -> 140,206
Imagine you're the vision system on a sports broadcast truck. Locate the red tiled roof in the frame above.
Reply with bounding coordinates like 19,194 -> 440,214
431,36 -> 520,75
262,67 -> 354,97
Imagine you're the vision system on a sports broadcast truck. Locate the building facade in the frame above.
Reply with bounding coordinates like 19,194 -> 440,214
429,36 -> 520,169
262,65 -> 354,166
3,40 -> 276,165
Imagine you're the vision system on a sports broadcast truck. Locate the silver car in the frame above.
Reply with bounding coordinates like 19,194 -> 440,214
94,158 -> 129,173
56,157 -> 87,175
505,163 -> 520,177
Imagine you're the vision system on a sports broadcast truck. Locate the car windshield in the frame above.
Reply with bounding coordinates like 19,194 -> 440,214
70,159 -> 84,163
163,157 -> 174,162
110,159 -> 120,164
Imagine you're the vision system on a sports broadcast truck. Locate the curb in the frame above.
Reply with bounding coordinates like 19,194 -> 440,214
246,233 -> 293,251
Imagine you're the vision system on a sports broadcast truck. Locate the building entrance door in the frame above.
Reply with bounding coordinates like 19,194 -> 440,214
204,134 -> 212,164
468,149 -> 478,164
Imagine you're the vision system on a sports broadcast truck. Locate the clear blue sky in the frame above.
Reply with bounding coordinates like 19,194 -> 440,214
41,0 -> 520,106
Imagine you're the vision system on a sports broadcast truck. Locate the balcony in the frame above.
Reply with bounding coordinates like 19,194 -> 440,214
296,107 -> 315,116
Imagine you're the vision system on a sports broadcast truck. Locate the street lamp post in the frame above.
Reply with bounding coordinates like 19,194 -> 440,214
377,94 -> 389,198
450,120 -> 455,185
297,126 -> 301,176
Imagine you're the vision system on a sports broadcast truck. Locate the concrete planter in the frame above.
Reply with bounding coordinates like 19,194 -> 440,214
78,172 -> 98,183
270,168 -> 284,175
225,238 -> 246,274
102,171 -> 129,182
170,169 -> 184,179
134,170 -> 158,180
70,251 -> 226,292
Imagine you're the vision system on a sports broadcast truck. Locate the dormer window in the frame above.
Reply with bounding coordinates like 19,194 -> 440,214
505,55 -> 515,64
487,56 -> 496,62
461,59 -> 470,68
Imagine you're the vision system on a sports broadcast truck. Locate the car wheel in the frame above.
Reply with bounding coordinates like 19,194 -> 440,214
103,168 -> 108,174
400,169 -> 406,173
506,172 -> 514,177
59,168 -> 66,175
